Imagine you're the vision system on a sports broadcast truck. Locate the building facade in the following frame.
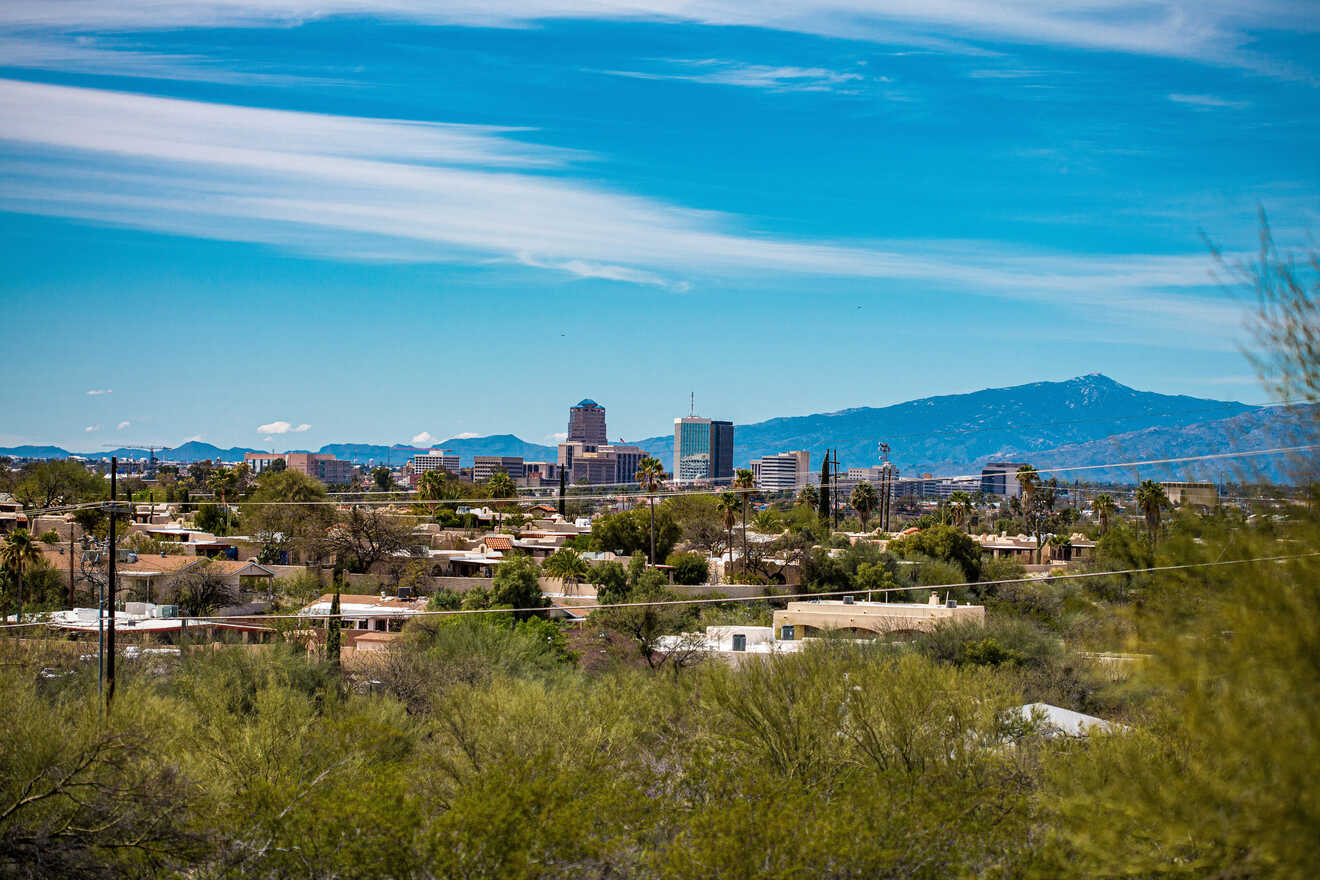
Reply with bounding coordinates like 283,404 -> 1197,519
408,451 -> 460,474
243,451 -> 354,484
567,399 -> 608,444
473,456 -> 526,482
754,450 -> 811,491
1162,481 -> 1218,508
980,461 -> 1031,497
673,417 -> 734,483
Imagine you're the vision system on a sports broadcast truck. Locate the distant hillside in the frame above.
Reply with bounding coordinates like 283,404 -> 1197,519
1023,405 -> 1320,484
6,375 -> 1312,483
628,374 -> 1267,475
319,435 -> 557,467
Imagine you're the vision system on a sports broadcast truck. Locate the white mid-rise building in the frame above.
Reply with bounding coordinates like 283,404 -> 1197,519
753,450 -> 811,491
409,450 -> 460,474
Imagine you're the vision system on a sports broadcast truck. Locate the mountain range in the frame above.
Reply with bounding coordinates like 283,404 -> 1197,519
4,375 -> 1314,483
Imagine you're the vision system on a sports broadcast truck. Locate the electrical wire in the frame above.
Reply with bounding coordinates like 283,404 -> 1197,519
3,551 -> 1315,631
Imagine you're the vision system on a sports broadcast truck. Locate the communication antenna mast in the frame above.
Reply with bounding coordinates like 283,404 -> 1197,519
689,392 -> 695,417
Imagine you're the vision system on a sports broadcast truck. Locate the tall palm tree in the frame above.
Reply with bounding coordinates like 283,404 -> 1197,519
544,547 -> 590,596
635,456 -> 665,565
717,491 -> 739,579
948,490 -> 973,531
1,529 -> 42,623
416,469 -> 447,516
1016,465 -> 1040,506
486,471 -> 518,530
850,481 -> 878,532
206,466 -> 239,534
733,468 -> 755,562
1093,493 -> 1117,534
1135,480 -> 1169,545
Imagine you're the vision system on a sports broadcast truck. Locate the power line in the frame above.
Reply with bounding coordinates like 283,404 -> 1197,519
5,551 -> 1315,631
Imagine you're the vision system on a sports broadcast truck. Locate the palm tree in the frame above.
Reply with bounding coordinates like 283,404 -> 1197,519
733,468 -> 755,562
635,456 -> 665,565
543,547 -> 590,596
716,491 -> 739,578
796,484 -> 818,509
416,469 -> 448,516
1,529 -> 42,623
1136,480 -> 1169,545
948,490 -> 973,531
1016,465 -> 1040,506
1016,465 -> 1044,562
486,471 -> 518,530
850,481 -> 878,532
1093,493 -> 1117,534
206,466 -> 239,534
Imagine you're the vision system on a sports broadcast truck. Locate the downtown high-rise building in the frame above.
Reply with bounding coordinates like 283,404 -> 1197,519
673,417 -> 734,483
567,399 -> 608,444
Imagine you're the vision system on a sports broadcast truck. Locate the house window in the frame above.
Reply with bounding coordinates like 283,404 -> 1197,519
780,625 -> 795,641
732,633 -> 746,652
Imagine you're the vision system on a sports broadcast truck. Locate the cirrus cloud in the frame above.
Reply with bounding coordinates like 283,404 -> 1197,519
85,388 -> 111,395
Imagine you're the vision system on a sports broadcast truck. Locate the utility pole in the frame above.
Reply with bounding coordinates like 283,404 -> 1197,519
831,449 -> 841,530
105,457 -> 117,711
878,442 -> 893,533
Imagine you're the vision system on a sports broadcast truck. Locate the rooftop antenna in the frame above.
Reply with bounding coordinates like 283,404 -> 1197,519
689,392 -> 695,417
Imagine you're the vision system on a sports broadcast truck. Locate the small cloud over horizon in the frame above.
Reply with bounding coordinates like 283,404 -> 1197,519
453,431 -> 483,439
85,388 -> 111,396
84,424 -> 100,432
411,431 -> 435,446
546,432 -> 568,442
257,420 -> 311,434
116,420 -> 130,430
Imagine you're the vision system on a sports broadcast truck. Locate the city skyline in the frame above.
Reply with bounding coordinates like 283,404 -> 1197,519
1,4 -> 1316,449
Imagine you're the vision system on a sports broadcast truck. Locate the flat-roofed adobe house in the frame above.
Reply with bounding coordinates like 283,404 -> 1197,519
773,595 -> 985,641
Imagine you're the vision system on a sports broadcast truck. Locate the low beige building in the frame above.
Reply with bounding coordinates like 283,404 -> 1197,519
1162,481 -> 1218,508
773,596 -> 984,640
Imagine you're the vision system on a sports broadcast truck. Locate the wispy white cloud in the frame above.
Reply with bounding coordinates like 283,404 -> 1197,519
546,431 -> 568,442
84,424 -> 100,432
0,79 -> 1248,336
1168,92 -> 1250,110
116,420 -> 131,430
0,1 -> 1310,68
601,59 -> 865,92
0,35 -> 341,86
181,434 -> 204,443
454,432 -> 483,439
85,388 -> 112,395
411,431 -> 435,446
257,420 -> 311,434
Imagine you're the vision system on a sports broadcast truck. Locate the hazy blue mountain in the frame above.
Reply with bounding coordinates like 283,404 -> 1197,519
87,442 -> 265,463
1021,405 -> 1320,484
629,374 -> 1264,475
7,376 -> 1309,483
0,445 -> 72,459
319,435 -> 557,467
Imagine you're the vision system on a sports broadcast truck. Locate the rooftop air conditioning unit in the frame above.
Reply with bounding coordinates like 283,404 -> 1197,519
843,595 -> 855,605
946,598 -> 958,609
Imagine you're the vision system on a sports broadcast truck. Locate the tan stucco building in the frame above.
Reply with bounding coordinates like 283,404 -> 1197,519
773,597 -> 984,640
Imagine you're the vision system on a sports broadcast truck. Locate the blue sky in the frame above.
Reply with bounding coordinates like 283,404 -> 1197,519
1,2 -> 1317,451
